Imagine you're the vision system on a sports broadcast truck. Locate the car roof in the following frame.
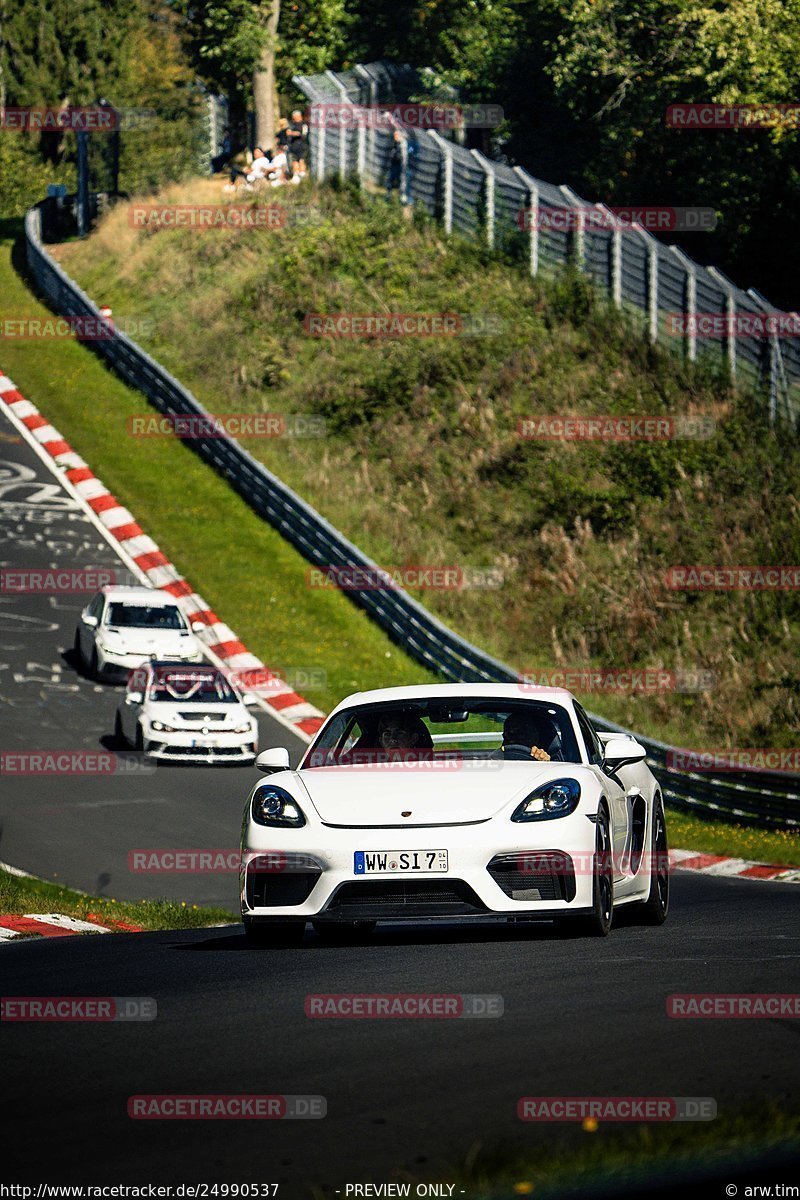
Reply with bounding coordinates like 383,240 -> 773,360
99,587 -> 178,604
328,682 -> 576,715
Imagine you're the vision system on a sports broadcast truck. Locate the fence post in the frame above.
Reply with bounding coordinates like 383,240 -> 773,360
470,149 -> 495,249
668,245 -> 697,363
632,225 -> 659,344
325,71 -> 350,182
513,166 -> 539,277
354,64 -> 378,186
559,185 -> 585,270
746,287 -> 790,424
708,266 -> 738,382
591,204 -> 621,306
429,131 -> 453,235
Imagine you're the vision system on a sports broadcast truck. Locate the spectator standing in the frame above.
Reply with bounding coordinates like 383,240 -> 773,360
386,129 -> 404,201
287,109 -> 309,178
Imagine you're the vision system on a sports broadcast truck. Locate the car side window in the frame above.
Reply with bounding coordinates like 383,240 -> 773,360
88,593 -> 103,620
574,704 -> 603,766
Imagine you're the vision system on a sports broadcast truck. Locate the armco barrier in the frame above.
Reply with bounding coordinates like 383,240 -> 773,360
22,198 -> 800,831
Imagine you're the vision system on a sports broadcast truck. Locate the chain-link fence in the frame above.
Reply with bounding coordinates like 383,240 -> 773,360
294,61 -> 800,426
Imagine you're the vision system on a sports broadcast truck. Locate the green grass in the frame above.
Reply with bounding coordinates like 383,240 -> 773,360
0,867 -> 235,932
434,1103 -> 799,1198
49,177 -> 800,752
0,216 -> 434,716
668,810 -> 800,866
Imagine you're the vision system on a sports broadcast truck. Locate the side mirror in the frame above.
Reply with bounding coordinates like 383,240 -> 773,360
190,620 -> 206,633
126,691 -> 143,705
83,614 -> 98,628
242,692 -> 258,707
255,747 -> 291,774
602,737 -> 647,775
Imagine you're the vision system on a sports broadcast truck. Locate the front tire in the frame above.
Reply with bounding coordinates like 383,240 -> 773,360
629,799 -> 669,926
113,712 -> 128,749
243,918 -> 305,948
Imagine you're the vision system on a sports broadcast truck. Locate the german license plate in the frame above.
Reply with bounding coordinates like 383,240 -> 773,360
354,850 -> 448,875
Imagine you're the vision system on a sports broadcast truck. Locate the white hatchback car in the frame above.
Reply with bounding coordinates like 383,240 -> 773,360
74,586 -> 205,681
115,660 -> 258,763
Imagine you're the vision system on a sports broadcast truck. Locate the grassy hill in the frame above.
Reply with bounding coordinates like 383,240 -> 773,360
49,177 -> 799,750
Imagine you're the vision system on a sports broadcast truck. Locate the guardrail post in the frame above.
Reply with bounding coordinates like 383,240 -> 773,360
668,245 -> 697,363
633,225 -> 659,344
470,149 -> 495,249
325,71 -> 350,182
512,166 -> 539,277
708,266 -> 738,382
559,185 -> 585,270
429,131 -> 453,235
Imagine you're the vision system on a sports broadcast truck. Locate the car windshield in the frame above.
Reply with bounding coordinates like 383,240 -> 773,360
304,698 -> 582,767
105,603 -> 186,630
148,668 -> 237,703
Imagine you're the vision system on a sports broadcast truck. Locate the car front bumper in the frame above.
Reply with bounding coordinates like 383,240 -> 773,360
241,813 -> 608,921
144,730 -> 257,763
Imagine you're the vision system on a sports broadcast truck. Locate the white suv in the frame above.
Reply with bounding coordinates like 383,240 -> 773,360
74,586 -> 205,682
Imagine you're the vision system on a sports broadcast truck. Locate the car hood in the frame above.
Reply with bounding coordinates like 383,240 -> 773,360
294,761 -> 589,827
101,628 -> 199,652
144,702 -> 250,724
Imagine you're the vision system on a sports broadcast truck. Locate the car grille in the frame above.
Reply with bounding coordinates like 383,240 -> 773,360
246,868 -> 321,908
323,879 -> 486,918
487,852 -> 576,902
159,744 -> 247,757
178,712 -> 227,723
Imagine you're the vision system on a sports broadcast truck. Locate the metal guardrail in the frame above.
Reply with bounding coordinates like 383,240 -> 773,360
294,60 -> 800,427
22,198 -> 800,831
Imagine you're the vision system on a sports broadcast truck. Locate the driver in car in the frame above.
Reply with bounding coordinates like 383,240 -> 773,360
498,710 -> 558,761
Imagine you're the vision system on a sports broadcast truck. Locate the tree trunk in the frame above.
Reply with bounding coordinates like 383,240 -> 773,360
252,0 -> 280,149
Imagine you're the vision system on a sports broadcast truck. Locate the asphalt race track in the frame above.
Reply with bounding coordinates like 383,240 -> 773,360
1,406 -> 799,1196
3,873 -> 799,1194
0,405 -> 307,907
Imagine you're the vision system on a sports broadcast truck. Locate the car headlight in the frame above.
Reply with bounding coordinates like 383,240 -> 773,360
150,720 -> 178,733
511,778 -> 581,822
252,785 -> 306,828
233,723 -> 253,734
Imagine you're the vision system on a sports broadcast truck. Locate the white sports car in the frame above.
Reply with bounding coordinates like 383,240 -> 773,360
116,660 -> 258,763
240,683 -> 668,945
